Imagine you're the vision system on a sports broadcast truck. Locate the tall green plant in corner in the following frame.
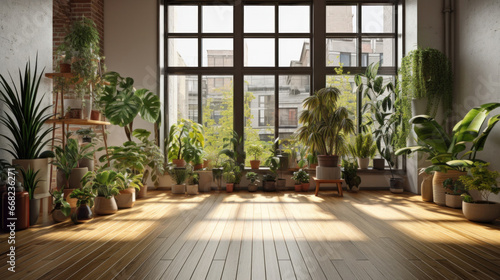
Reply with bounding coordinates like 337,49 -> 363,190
400,48 -> 453,118
0,58 -> 54,159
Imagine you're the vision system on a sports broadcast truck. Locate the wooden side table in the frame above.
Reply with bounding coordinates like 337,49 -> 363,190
312,177 -> 344,197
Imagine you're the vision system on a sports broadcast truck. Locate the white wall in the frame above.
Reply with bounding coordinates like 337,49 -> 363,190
103,0 -> 158,147
454,0 -> 500,202
0,0 -> 53,161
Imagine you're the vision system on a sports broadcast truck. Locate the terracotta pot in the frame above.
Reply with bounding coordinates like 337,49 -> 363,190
462,201 -> 500,223
445,194 -> 462,209
137,184 -> 148,198
309,164 -> 318,169
193,164 -> 203,171
60,63 -> 71,73
263,181 -> 276,192
357,158 -> 369,169
172,159 -> 186,168
294,184 -> 302,192
2,191 -> 29,231
421,173 -> 434,202
250,160 -> 260,169
29,198 -> 40,226
373,159 -> 385,170
433,170 -> 466,206
203,160 -> 210,169
69,167 -> 88,189
94,196 -> 118,215
115,188 -> 136,208
63,189 -> 78,208
302,183 -> 310,192
75,203 -> 93,223
186,184 -> 199,195
248,183 -> 258,192
171,184 -> 185,194
90,110 -> 101,120
226,183 -> 234,193
317,155 -> 339,167
52,209 -> 69,223
12,158 -> 49,198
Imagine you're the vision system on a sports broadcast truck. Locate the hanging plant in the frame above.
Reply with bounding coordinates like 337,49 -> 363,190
400,48 -> 453,118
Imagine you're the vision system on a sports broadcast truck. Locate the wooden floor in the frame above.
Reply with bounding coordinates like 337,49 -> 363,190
1,190 -> 500,280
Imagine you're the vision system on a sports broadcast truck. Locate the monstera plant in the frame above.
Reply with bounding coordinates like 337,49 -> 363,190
100,71 -> 161,141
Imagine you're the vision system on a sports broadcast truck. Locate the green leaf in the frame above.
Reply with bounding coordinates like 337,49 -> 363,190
104,90 -> 141,127
136,89 -> 161,123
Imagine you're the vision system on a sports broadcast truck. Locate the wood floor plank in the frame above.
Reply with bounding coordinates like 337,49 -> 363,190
279,260 -> 297,280
219,199 -> 246,280
236,200 -> 254,280
251,198 -> 266,280
261,196 -> 281,280
207,260 -> 225,280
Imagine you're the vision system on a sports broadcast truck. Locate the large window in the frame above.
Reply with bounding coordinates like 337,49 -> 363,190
164,1 -> 400,166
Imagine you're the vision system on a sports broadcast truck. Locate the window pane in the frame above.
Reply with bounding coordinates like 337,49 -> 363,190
279,6 -> 310,33
203,6 -> 233,33
279,39 -> 310,67
168,75 -> 198,125
326,74 -> 358,128
326,38 -> 357,67
245,6 -> 274,33
168,38 -> 198,67
278,75 -> 310,142
244,39 -> 275,67
361,38 -> 394,67
168,6 -> 198,33
326,5 -> 356,33
202,75 -> 233,159
362,5 -> 394,33
244,76 -> 275,166
202,39 -> 233,67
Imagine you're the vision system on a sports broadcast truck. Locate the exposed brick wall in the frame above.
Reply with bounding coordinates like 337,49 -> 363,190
50,0 -> 105,190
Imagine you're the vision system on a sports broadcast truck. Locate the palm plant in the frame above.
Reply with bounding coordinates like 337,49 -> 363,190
20,168 -> 41,199
348,133 -> 377,159
0,58 -> 54,159
296,87 -> 355,160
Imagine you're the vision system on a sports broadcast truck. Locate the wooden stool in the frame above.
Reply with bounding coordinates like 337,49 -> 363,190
313,177 -> 344,197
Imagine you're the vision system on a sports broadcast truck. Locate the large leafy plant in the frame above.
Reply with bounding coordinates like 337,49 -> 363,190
296,87 -> 355,156
0,58 -> 54,159
132,129 -> 165,186
355,62 -> 410,175
167,119 -> 205,161
100,72 -> 161,141
82,170 -> 125,199
395,103 -> 500,173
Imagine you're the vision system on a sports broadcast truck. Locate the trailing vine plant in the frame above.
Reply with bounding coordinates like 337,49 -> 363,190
400,48 -> 453,118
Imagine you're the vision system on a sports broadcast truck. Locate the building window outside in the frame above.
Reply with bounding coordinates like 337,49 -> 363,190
164,1 -> 399,166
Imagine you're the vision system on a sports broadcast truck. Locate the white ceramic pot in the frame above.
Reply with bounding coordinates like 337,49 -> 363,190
357,158 -> 369,169
462,201 -> 500,223
186,184 -> 198,195
171,184 -> 185,194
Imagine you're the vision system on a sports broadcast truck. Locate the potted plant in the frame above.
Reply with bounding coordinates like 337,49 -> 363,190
184,141 -> 204,170
247,144 -> 263,169
223,170 -> 236,193
307,151 -> 318,169
50,189 -> 71,223
296,87 -> 355,167
291,170 -> 303,192
246,172 -> 260,192
300,169 -> 310,192
132,129 -> 165,192
459,163 -> 500,223
355,62 -> 410,192
69,187 -> 95,224
169,166 -> 189,194
341,159 -> 361,193
396,102 -> 500,205
58,17 -> 103,119
20,168 -> 41,226
100,71 -> 161,141
166,119 -> 205,167
263,153 -> 280,192
0,58 -> 54,198
82,170 -> 124,215
187,172 -> 199,195
115,172 -> 142,209
348,133 -> 377,169
443,178 -> 467,209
